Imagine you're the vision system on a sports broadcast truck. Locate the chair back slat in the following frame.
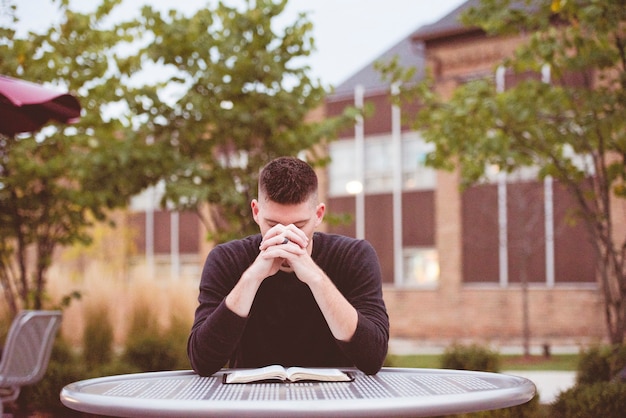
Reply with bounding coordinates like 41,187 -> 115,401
0,310 -> 62,386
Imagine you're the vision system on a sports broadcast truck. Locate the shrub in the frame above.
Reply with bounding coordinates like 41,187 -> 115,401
123,332 -> 182,372
440,343 -> 500,372
122,302 -> 190,372
82,303 -> 114,367
551,381 -> 626,418
576,344 -> 626,385
167,311 -> 192,370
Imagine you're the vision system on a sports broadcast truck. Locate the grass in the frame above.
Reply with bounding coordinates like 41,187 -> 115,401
499,353 -> 579,371
386,353 -> 579,371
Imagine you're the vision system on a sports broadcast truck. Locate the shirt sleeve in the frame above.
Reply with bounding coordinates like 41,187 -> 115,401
187,242 -> 252,376
331,238 -> 390,374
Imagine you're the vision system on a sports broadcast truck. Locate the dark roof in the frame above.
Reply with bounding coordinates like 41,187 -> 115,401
410,0 -> 479,42
412,0 -> 541,41
327,0 -> 541,102
329,0 -> 477,101
329,34 -> 426,100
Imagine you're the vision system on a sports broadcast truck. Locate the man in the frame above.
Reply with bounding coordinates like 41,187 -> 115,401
188,156 -> 389,376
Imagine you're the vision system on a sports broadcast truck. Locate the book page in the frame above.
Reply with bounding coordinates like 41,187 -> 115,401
285,367 -> 352,382
223,365 -> 353,384
224,365 -> 287,384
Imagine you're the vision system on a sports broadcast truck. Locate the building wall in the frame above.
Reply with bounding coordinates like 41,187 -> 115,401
427,32 -> 529,96
461,181 -> 596,285
323,25 -> 608,347
383,286 -> 605,345
329,191 -> 435,285
127,209 -> 204,281
421,27 -> 604,346
130,210 -> 201,255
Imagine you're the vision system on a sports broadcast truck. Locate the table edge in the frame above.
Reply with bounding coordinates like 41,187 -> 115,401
60,367 -> 537,418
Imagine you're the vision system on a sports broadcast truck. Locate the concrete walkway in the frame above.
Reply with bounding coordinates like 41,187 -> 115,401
502,370 -> 576,404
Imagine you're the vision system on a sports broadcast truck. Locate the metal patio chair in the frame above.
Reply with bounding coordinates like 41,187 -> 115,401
0,310 -> 62,414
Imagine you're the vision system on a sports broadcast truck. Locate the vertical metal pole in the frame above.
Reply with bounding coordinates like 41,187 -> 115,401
355,85 -> 365,240
391,83 -> 403,285
495,66 -> 508,287
170,211 -> 180,280
146,188 -> 155,280
542,64 -> 555,288
498,172 -> 508,287
544,177 -> 555,288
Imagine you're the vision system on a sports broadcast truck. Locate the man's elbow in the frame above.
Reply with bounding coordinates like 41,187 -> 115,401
187,335 -> 221,377
363,345 -> 388,375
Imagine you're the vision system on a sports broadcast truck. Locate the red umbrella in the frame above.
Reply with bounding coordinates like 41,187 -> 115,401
0,75 -> 81,136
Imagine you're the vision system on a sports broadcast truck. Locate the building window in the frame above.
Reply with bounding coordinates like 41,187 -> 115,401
402,247 -> 439,287
328,133 -> 436,197
402,133 -> 437,190
328,140 -> 356,196
364,136 -> 393,193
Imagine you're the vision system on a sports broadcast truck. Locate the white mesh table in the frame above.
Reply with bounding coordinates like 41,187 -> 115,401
60,367 -> 536,417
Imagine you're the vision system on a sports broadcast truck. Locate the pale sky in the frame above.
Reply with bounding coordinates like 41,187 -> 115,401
11,0 -> 467,86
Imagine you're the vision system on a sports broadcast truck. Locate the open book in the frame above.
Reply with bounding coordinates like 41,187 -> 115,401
223,365 -> 354,384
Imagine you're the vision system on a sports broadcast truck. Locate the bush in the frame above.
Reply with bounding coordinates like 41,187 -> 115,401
122,302 -> 190,372
440,343 -> 501,372
123,333 -> 182,372
167,311 -> 192,370
82,303 -> 114,367
576,344 -> 626,385
551,381 -> 626,418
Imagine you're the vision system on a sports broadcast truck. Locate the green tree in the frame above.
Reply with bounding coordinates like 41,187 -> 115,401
0,0 -> 172,313
384,0 -> 626,343
134,0 -> 351,242
1,0 -> 351,313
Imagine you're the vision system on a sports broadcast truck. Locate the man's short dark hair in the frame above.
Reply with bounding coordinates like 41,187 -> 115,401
259,157 -> 318,205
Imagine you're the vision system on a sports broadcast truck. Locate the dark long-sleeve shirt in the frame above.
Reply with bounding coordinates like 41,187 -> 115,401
188,232 -> 389,376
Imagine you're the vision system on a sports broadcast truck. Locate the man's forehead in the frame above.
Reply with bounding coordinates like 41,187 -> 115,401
258,192 -> 318,207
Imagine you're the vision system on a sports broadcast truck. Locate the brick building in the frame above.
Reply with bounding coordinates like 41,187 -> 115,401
324,0 -> 607,348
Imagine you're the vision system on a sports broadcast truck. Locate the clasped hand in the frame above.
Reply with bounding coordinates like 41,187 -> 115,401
254,224 -> 319,283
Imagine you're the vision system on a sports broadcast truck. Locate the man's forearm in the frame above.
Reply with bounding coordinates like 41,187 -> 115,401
224,269 -> 264,318
307,272 -> 359,342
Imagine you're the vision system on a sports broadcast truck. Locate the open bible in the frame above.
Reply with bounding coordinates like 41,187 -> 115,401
223,365 -> 354,384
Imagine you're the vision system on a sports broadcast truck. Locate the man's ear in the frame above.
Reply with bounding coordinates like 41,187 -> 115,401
315,203 -> 326,226
251,199 -> 260,224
